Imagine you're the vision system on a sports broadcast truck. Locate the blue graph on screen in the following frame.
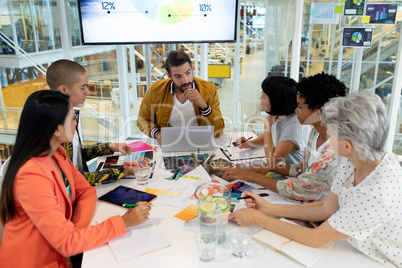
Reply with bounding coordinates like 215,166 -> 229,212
365,4 -> 397,24
310,3 -> 340,24
317,5 -> 334,19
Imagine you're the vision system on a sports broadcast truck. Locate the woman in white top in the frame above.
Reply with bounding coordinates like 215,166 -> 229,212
229,92 -> 402,267
236,76 -> 311,166
225,73 -> 346,201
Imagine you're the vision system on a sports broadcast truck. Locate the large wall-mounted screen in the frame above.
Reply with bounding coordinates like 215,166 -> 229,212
78,0 -> 238,44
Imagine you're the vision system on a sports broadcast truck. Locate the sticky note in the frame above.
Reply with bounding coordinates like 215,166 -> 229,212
128,141 -> 155,152
174,204 -> 198,222
145,188 -> 181,197
361,15 -> 370,23
311,9 -> 318,17
335,5 -> 343,14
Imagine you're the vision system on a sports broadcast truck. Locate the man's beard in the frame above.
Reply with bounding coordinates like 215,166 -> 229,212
175,81 -> 193,93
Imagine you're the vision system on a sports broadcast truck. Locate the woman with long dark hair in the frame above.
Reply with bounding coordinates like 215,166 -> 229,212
0,90 -> 151,267
236,76 -> 311,166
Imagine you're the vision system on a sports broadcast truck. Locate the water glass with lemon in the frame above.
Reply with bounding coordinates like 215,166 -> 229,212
195,183 -> 231,245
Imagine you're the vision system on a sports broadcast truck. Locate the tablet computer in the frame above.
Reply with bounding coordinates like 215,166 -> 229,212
98,185 -> 157,207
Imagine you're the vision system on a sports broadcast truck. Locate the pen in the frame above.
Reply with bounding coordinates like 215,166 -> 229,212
123,203 -> 139,207
197,147 -> 200,162
235,193 -> 269,199
232,182 -> 244,190
234,137 -> 253,147
124,161 -> 137,167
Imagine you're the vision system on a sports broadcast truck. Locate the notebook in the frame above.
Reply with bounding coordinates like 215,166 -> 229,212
252,218 -> 335,267
161,126 -> 216,152
108,225 -> 170,262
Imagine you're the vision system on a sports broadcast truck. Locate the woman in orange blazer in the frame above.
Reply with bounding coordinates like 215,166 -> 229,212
0,90 -> 151,267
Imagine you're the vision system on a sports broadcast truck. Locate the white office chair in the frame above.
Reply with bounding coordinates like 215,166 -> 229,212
0,157 -> 10,248
244,115 -> 266,136
110,91 -> 120,108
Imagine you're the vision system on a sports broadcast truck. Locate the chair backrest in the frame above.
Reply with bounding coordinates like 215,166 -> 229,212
244,115 -> 265,136
0,157 -> 10,248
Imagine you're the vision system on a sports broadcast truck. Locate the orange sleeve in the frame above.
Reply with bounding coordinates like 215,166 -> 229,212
15,166 -> 126,257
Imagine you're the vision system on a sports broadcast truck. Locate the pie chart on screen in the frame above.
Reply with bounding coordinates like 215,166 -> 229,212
351,32 -> 362,43
131,0 -> 195,24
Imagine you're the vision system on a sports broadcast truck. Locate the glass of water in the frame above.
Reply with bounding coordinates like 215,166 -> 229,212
229,228 -> 253,258
133,158 -> 152,186
195,232 -> 216,262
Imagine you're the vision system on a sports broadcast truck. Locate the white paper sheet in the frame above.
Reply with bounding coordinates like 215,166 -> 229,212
108,225 -> 170,262
150,165 -> 212,209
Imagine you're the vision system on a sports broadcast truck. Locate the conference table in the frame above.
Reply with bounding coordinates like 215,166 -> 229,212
82,133 -> 384,268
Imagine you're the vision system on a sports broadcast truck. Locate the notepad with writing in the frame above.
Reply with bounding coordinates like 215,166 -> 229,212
108,226 -> 170,262
252,219 -> 335,267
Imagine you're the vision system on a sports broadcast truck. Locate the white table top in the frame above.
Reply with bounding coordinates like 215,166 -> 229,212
82,134 -> 384,268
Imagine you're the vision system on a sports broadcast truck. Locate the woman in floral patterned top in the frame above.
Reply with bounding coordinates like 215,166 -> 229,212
224,72 -> 346,202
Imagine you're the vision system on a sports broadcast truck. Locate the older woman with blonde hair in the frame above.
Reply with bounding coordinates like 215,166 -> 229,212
229,92 -> 402,267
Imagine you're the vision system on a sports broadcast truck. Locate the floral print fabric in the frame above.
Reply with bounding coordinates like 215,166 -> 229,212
276,127 -> 342,202
63,141 -> 126,186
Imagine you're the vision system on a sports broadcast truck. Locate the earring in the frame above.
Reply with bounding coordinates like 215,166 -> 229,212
54,132 -> 60,136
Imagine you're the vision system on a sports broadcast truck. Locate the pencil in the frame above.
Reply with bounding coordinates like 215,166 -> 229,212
190,152 -> 199,163
234,137 -> 253,147
206,153 -> 216,164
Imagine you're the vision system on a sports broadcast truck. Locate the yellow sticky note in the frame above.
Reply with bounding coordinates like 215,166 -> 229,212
361,15 -> 370,24
335,5 -> 343,14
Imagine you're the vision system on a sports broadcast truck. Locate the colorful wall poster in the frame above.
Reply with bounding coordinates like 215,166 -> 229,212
342,27 -> 373,48
365,3 -> 397,24
310,3 -> 341,24
344,0 -> 365,16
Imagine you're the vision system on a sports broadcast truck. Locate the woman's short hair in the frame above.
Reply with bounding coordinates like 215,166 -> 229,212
321,91 -> 389,162
165,50 -> 192,74
46,59 -> 86,90
261,76 -> 297,116
297,72 -> 346,110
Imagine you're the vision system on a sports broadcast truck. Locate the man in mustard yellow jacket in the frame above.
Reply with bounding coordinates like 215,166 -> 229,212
137,50 -> 225,145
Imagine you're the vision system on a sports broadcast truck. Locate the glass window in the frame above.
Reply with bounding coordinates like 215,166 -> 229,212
392,92 -> 402,155
33,0 -> 54,51
75,50 -> 121,142
12,1 -> 35,53
0,1 -> 15,55
68,0 -> 81,46
50,0 -> 61,49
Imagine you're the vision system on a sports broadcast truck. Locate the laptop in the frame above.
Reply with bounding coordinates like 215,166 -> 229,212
161,126 -> 217,152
